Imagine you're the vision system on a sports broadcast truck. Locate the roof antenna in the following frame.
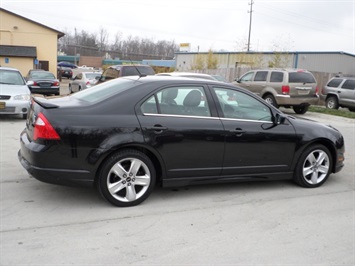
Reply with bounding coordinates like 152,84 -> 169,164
129,57 -> 147,78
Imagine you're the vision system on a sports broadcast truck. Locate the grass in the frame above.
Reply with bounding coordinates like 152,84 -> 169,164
309,106 -> 355,119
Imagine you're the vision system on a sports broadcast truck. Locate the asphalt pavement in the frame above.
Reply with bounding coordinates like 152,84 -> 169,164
0,97 -> 354,265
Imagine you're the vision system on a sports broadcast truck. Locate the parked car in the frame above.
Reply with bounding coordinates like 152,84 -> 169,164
18,76 -> 345,207
97,64 -> 155,84
0,66 -> 31,119
57,61 -> 78,69
234,69 -> 319,114
58,67 -> 73,79
69,71 -> 102,93
321,76 -> 355,112
26,70 -> 60,96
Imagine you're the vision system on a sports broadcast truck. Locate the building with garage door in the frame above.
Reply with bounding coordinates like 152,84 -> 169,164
0,8 -> 64,76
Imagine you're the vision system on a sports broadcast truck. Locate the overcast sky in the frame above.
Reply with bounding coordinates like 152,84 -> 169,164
2,0 -> 354,54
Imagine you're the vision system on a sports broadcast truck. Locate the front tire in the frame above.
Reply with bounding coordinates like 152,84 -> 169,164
97,149 -> 156,207
294,145 -> 332,188
326,96 -> 339,109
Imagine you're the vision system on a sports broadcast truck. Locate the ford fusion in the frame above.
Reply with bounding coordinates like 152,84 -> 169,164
18,76 -> 345,207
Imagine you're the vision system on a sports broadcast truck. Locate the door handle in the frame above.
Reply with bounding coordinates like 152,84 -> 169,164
230,128 -> 246,137
148,125 -> 168,134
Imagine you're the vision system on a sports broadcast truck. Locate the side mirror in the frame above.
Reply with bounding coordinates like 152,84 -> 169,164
26,81 -> 34,86
274,113 -> 286,125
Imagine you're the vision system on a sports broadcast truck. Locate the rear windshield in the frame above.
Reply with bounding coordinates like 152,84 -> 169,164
289,72 -> 316,83
31,72 -> 55,79
72,78 -> 139,103
121,66 -> 155,76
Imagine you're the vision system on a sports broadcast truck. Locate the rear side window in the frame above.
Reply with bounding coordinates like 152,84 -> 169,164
341,79 -> 355,90
270,72 -> 284,82
289,72 -> 316,83
254,71 -> 268,81
327,78 -> 343,88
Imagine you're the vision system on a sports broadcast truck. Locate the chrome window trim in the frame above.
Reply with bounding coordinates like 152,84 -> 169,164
143,113 -> 273,124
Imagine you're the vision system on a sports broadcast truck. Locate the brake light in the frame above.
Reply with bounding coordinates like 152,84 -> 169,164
33,81 -> 38,86
282,85 -> 290,95
315,86 -> 319,95
86,81 -> 90,85
33,113 -> 60,140
53,81 -> 59,86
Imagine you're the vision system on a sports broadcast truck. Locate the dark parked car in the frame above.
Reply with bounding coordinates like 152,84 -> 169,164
25,70 -> 60,96
18,76 -> 345,207
57,61 -> 78,69
58,67 -> 73,79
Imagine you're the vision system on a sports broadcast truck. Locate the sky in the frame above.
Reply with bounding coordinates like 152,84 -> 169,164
1,0 -> 354,54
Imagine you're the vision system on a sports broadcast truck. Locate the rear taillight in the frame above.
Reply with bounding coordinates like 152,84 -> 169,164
33,81 -> 38,86
315,86 -> 319,95
282,85 -> 290,95
33,113 -> 60,141
53,81 -> 59,86
86,81 -> 90,85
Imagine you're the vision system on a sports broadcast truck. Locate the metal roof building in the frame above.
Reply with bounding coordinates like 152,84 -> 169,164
175,51 -> 355,76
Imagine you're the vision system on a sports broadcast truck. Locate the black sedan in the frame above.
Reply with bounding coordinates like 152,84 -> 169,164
26,70 -> 60,96
18,76 -> 345,207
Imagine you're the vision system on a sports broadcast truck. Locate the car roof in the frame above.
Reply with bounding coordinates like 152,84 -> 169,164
0,66 -> 21,72
122,75 -> 227,85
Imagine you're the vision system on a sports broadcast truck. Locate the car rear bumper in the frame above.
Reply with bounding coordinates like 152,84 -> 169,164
276,95 -> 319,106
18,130 -> 94,187
29,86 -> 60,95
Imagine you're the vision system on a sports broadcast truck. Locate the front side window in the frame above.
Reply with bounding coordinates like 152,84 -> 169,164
141,86 -> 211,117
254,71 -> 268,82
239,72 -> 254,82
214,87 -> 272,122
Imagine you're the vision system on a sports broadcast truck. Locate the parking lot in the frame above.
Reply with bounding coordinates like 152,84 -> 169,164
0,91 -> 354,265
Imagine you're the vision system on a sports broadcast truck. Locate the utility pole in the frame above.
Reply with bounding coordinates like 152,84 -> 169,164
247,0 -> 254,52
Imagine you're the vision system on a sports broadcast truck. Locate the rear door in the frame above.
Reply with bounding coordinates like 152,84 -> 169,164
137,84 -> 225,179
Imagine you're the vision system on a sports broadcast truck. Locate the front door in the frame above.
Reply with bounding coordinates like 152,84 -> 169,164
212,86 -> 298,176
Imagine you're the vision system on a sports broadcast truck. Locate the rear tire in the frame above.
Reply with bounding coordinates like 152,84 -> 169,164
69,84 -> 73,94
326,96 -> 339,109
293,105 -> 309,114
97,149 -> 156,207
294,144 -> 332,188
263,94 -> 278,108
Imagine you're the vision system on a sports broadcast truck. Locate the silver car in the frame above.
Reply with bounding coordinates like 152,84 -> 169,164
69,71 -> 102,93
0,67 -> 31,119
321,76 -> 355,112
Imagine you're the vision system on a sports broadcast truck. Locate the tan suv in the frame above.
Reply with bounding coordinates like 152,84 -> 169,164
234,68 -> 319,114
97,64 -> 155,84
